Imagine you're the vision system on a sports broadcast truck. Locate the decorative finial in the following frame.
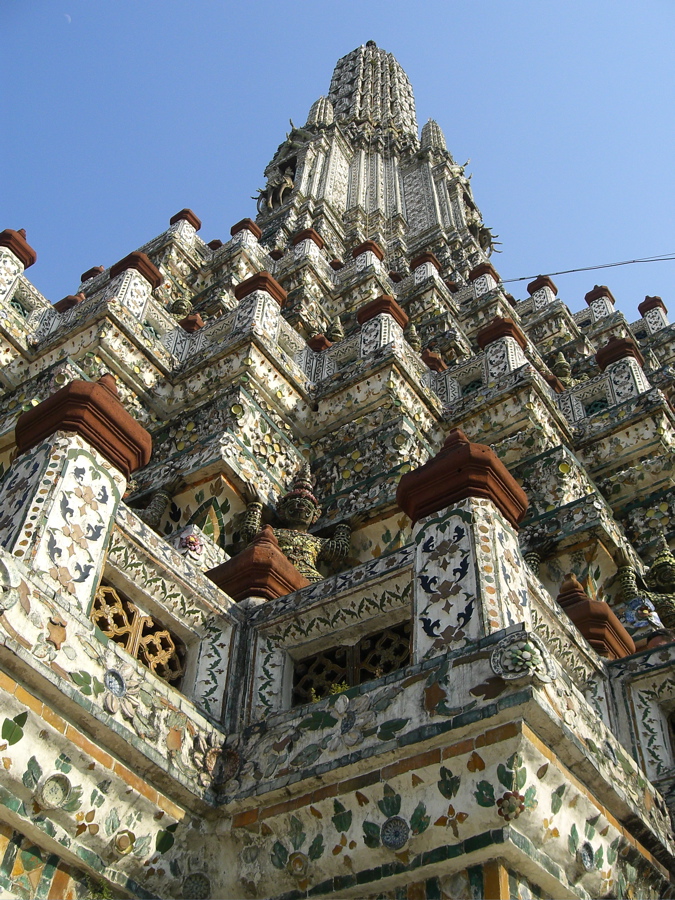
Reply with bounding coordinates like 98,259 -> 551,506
405,323 -> 422,352
326,316 -> 345,342
551,351 -> 574,387
420,119 -> 447,152
306,96 -> 334,128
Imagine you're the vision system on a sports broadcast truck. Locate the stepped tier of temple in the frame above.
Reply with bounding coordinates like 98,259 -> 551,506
0,41 -> 675,900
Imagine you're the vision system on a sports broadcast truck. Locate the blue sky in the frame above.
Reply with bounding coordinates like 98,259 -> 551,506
4,1 -> 675,322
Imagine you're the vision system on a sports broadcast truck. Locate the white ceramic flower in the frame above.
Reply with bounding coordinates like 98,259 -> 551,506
325,693 -> 376,752
78,635 -> 143,720
102,662 -> 142,720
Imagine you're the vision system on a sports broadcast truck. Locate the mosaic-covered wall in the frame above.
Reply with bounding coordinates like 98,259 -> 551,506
1,39 -> 675,900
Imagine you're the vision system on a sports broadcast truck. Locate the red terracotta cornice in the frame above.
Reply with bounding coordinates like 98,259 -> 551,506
444,279 -> 460,294
543,371 -> 565,394
476,316 -> 528,351
0,229 -> 37,269
292,228 -> 324,250
468,261 -> 500,284
230,218 -> 262,240
109,252 -> 163,290
178,313 -> 205,333
53,293 -> 85,313
410,252 -> 441,272
585,284 -> 616,306
169,208 -> 202,231
595,336 -> 644,371
307,334 -> 333,351
526,275 -> 558,297
330,259 -> 344,270
421,348 -> 446,372
206,526 -> 310,601
81,265 -> 105,283
556,573 -> 635,659
356,295 -> 409,329
396,428 -> 528,527
352,240 -> 385,262
207,239 -> 223,251
556,572 -> 589,607
233,272 -> 287,308
639,296 -> 667,317
15,375 -> 152,478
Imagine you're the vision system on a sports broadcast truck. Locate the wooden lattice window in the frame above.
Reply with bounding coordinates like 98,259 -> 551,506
292,621 -> 411,706
462,378 -> 483,396
584,396 -> 609,417
10,298 -> 29,319
91,584 -> 185,685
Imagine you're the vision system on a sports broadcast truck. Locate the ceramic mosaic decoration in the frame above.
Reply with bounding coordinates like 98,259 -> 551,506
1,41 -> 675,899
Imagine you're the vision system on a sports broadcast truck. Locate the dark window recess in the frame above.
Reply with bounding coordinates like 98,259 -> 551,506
584,396 -> 609,417
462,378 -> 483,396
91,583 -> 185,686
292,621 -> 411,706
667,712 -> 675,760
10,298 -> 29,319
142,321 -> 160,340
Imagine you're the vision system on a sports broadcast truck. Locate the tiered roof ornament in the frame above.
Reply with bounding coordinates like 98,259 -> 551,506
305,96 -> 335,128
420,119 -> 448,152
254,41 -> 492,275
328,41 -> 418,136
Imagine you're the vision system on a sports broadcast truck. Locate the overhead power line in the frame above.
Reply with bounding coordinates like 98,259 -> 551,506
501,253 -> 675,285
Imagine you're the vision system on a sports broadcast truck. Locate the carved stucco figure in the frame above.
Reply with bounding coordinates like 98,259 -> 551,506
618,535 -> 675,630
241,466 -> 350,582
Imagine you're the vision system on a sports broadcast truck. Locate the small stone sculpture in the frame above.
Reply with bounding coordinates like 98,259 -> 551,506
137,474 -> 183,530
405,323 -> 422,352
256,166 -> 295,213
326,315 -> 345,343
551,351 -> 576,388
241,466 -> 350,582
618,535 -> 675,630
170,297 -> 193,318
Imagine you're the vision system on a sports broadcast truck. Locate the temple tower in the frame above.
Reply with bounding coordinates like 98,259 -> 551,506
0,42 -> 675,900
255,41 -> 494,280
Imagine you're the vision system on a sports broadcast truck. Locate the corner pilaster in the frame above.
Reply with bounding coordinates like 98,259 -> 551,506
397,429 -> 529,659
0,376 -> 151,611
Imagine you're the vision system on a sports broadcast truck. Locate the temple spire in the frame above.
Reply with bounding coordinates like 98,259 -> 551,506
328,41 -> 418,137
254,42 -> 493,277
